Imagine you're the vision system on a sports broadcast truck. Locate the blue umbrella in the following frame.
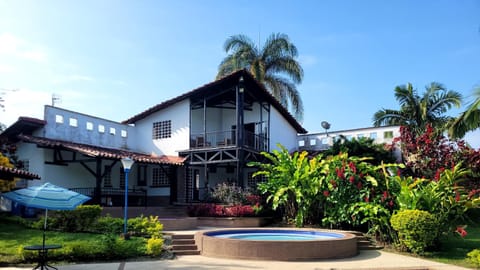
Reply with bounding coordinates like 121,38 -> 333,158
1,182 -> 91,247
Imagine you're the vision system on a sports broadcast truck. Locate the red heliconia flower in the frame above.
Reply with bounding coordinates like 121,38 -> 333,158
357,182 -> 362,189
364,196 -> 369,202
348,162 -> 357,174
389,200 -> 394,207
455,191 -> 461,202
323,190 -> 330,197
336,168 -> 345,179
349,176 -> 355,184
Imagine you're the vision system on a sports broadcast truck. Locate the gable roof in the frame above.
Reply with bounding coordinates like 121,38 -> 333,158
18,135 -> 185,165
123,69 -> 307,134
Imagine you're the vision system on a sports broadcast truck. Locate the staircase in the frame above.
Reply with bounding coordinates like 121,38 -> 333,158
347,231 -> 384,250
169,234 -> 200,256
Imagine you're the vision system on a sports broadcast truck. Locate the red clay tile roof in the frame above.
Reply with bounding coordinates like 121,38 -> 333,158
0,117 -> 46,142
123,69 -> 307,134
18,135 -> 185,165
0,165 -> 40,180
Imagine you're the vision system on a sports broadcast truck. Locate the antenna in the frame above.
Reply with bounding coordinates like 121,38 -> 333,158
52,93 -> 61,107
321,121 -> 331,136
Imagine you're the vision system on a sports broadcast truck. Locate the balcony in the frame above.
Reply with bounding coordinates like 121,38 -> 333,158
190,130 -> 268,152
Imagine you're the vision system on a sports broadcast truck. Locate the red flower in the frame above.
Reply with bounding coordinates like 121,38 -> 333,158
388,200 -> 394,207
348,162 -> 357,174
364,196 -> 369,202
357,182 -> 362,189
455,191 -> 460,202
456,226 -> 468,238
349,176 -> 355,184
323,190 -> 330,197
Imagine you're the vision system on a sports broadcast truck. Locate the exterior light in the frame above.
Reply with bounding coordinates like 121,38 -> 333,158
121,157 -> 134,236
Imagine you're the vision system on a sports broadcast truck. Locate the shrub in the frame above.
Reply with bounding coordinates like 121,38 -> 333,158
146,236 -> 164,256
390,209 -> 438,254
35,205 -> 102,232
467,249 -> 480,268
206,182 -> 253,205
129,215 -> 163,237
187,203 -> 256,217
92,215 -> 123,234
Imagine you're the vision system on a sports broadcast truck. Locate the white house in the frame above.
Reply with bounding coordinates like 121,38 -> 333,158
0,70 -> 307,206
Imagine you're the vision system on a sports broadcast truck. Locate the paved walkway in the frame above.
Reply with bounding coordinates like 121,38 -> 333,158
1,250 -> 473,270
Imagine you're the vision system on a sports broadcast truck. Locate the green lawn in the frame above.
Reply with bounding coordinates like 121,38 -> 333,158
0,216 -> 147,266
423,221 -> 480,269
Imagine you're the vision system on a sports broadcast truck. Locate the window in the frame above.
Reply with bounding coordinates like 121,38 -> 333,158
98,124 -> 105,133
103,166 -> 112,187
321,137 -> 329,144
247,171 -> 266,188
152,167 -> 170,186
86,122 -> 93,130
345,135 -> 353,140
55,115 -> 63,123
109,127 -> 116,135
310,139 -> 316,146
152,120 -> 171,139
357,133 -> 364,138
69,118 -> 78,127
370,132 -> 377,139
120,169 -> 125,188
121,130 -> 128,138
298,140 -> 305,147
384,131 -> 394,139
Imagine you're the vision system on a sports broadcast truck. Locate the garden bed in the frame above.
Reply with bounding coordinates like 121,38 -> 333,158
196,216 -> 272,227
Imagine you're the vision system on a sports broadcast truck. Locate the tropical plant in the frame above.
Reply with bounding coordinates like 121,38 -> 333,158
449,87 -> 480,139
373,82 -> 462,136
323,136 -> 396,165
217,33 -> 304,120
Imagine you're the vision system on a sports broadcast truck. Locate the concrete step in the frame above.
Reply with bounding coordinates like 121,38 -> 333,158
174,250 -> 201,256
172,239 -> 195,245
171,234 -> 194,240
172,244 -> 198,251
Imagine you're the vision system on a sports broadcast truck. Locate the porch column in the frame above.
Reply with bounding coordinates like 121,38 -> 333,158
94,157 -> 102,204
236,76 -> 245,187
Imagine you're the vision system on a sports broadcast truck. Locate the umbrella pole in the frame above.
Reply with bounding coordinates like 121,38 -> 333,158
43,209 -> 47,249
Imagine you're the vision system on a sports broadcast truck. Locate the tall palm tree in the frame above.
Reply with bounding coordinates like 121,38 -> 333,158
373,82 -> 462,135
217,33 -> 304,120
449,87 -> 480,139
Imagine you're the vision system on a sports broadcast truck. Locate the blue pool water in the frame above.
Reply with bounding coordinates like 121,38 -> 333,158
205,229 -> 344,241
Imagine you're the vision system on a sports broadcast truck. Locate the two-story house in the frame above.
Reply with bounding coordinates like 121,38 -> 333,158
0,70 -> 307,206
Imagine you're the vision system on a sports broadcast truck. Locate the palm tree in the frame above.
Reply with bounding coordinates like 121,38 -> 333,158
449,87 -> 480,139
373,82 -> 462,135
217,33 -> 304,120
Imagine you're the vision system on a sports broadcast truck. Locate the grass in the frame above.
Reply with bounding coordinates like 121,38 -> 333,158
0,216 -> 149,266
422,219 -> 480,269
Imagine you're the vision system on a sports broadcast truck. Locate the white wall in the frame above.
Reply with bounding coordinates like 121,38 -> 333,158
134,99 -> 190,156
269,106 -> 299,152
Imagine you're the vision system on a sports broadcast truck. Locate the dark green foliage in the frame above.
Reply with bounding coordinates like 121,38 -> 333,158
391,209 -> 439,254
33,205 -> 102,233
92,215 -> 123,234
323,137 -> 396,165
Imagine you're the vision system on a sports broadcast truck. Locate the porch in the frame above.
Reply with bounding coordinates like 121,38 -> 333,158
190,130 -> 268,152
70,187 -> 148,207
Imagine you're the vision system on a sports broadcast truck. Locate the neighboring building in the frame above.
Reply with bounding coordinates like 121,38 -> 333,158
0,70 -> 306,206
297,125 -> 401,154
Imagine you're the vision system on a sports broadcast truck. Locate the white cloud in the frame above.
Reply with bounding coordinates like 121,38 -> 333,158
1,88 -> 51,126
0,32 -> 48,62
0,64 -> 15,73
21,50 -> 47,62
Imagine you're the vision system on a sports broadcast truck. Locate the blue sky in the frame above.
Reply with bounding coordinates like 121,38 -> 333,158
0,1 -> 479,147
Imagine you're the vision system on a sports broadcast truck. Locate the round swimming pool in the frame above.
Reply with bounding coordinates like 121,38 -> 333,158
197,228 -> 357,261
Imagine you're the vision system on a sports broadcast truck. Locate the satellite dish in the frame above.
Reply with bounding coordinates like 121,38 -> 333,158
321,121 -> 331,130
321,121 -> 331,136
